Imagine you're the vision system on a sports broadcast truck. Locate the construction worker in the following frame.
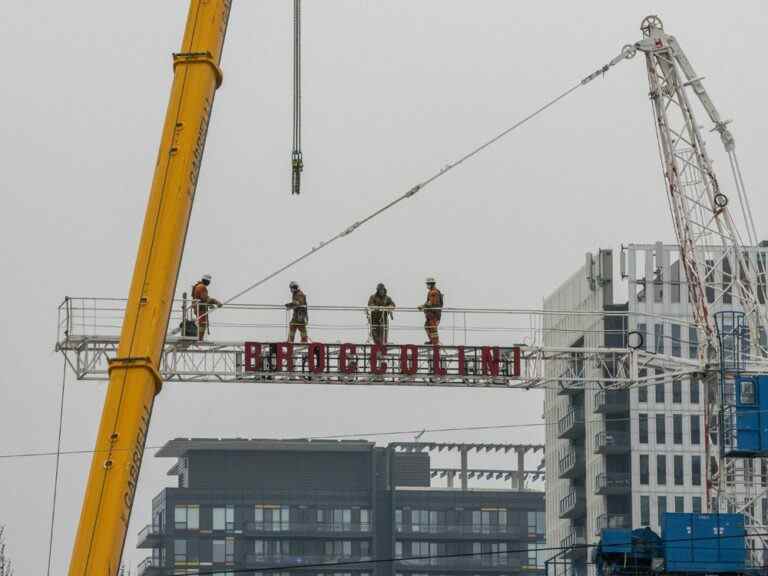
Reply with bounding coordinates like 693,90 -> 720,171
285,281 -> 309,343
191,274 -> 222,341
367,283 -> 396,344
418,277 -> 443,345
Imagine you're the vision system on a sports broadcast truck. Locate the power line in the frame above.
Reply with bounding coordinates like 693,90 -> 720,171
45,357 -> 67,576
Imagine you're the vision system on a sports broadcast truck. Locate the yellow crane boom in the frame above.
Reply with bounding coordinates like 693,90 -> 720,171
68,1 -> 232,573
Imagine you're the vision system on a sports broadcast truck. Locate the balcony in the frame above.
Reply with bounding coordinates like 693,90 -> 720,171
558,449 -> 584,479
559,490 -> 585,520
136,524 -> 163,549
560,525 -> 587,558
593,389 -> 628,414
594,473 -> 631,495
595,513 -> 631,536
398,523 -> 520,539
137,557 -> 163,576
244,521 -> 371,537
558,407 -> 585,439
396,555 -> 522,571
246,553 -> 372,567
593,431 -> 630,455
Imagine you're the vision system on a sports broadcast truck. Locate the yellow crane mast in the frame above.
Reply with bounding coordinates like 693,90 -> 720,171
68,1 -> 232,573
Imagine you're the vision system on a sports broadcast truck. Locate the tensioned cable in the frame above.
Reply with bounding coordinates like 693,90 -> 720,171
46,357 -> 67,576
193,48 -> 636,318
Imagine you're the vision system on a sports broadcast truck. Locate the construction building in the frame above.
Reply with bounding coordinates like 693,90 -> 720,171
135,438 -> 546,576
544,243 -> 768,576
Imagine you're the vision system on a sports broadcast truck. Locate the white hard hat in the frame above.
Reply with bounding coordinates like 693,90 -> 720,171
425,277 -> 436,284
202,274 -> 212,281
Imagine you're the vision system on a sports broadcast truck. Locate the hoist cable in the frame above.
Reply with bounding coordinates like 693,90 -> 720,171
291,0 -> 303,195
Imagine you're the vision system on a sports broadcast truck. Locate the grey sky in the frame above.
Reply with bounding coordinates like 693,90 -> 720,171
1,1 -> 766,573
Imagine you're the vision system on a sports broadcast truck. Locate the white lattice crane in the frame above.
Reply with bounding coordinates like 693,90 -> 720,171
632,14 -> 767,555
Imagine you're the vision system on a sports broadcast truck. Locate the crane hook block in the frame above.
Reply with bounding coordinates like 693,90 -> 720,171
291,150 -> 304,195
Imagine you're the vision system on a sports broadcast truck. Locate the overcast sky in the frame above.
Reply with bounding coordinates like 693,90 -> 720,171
1,1 -> 766,573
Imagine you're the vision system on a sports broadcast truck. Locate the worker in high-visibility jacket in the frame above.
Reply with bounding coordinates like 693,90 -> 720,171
418,277 -> 443,345
192,274 -> 222,341
285,281 -> 309,343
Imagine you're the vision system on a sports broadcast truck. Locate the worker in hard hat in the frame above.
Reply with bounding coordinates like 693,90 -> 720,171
367,283 -> 396,344
192,274 -> 222,341
417,277 -> 443,345
285,281 -> 309,343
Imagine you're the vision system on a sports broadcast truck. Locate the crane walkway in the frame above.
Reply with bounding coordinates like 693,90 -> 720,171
56,297 -> 700,389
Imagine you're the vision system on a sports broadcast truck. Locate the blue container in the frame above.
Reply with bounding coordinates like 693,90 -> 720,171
661,513 -> 746,573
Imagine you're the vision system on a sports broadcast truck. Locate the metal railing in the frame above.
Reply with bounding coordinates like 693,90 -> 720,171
137,556 -> 161,576
558,449 -> 580,477
594,473 -> 631,494
245,521 -> 371,533
397,523 -> 519,536
558,407 -> 584,437
595,513 -> 630,535
559,490 -> 582,516
593,430 -> 630,452
245,553 -> 372,566
594,389 -> 629,413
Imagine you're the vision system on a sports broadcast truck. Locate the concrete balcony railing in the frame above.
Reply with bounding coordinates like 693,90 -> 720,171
558,449 -> 584,479
559,490 -> 585,520
594,473 -> 631,495
595,513 -> 631,536
558,406 -> 585,439
593,430 -> 630,454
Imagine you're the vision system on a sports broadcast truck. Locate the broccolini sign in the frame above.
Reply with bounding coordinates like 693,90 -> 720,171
241,342 -> 521,379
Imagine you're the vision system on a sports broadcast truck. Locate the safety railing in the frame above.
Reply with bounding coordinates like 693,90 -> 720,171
594,473 -> 631,494
595,513 -> 630,535
397,523 -> 520,537
593,430 -> 630,453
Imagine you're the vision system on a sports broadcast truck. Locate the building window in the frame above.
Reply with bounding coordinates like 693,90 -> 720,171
674,455 -> 684,485
657,496 -> 667,526
640,455 -> 649,485
527,510 -> 545,536
212,538 -> 234,563
762,499 -> 768,525
360,509 -> 371,532
640,496 -> 650,526
174,505 -> 199,530
639,414 -> 648,444
655,324 -> 664,354
174,539 -> 187,564
691,415 -> 701,445
638,369 -> 648,403
672,378 -> 682,403
318,508 -> 352,532
675,496 -> 685,513
689,327 -> 699,359
655,369 -> 665,403
395,509 -> 403,532
762,460 -> 768,488
395,541 -> 402,558
671,324 -> 681,357
638,323 -> 648,351
326,540 -> 353,558
673,414 -> 683,445
474,508 -> 507,534
692,497 -> 702,514
526,543 -> 544,569
692,456 -> 702,486
256,505 -> 289,531
657,455 -> 667,485
690,378 -> 700,403
656,414 -> 666,444
213,506 -> 235,531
